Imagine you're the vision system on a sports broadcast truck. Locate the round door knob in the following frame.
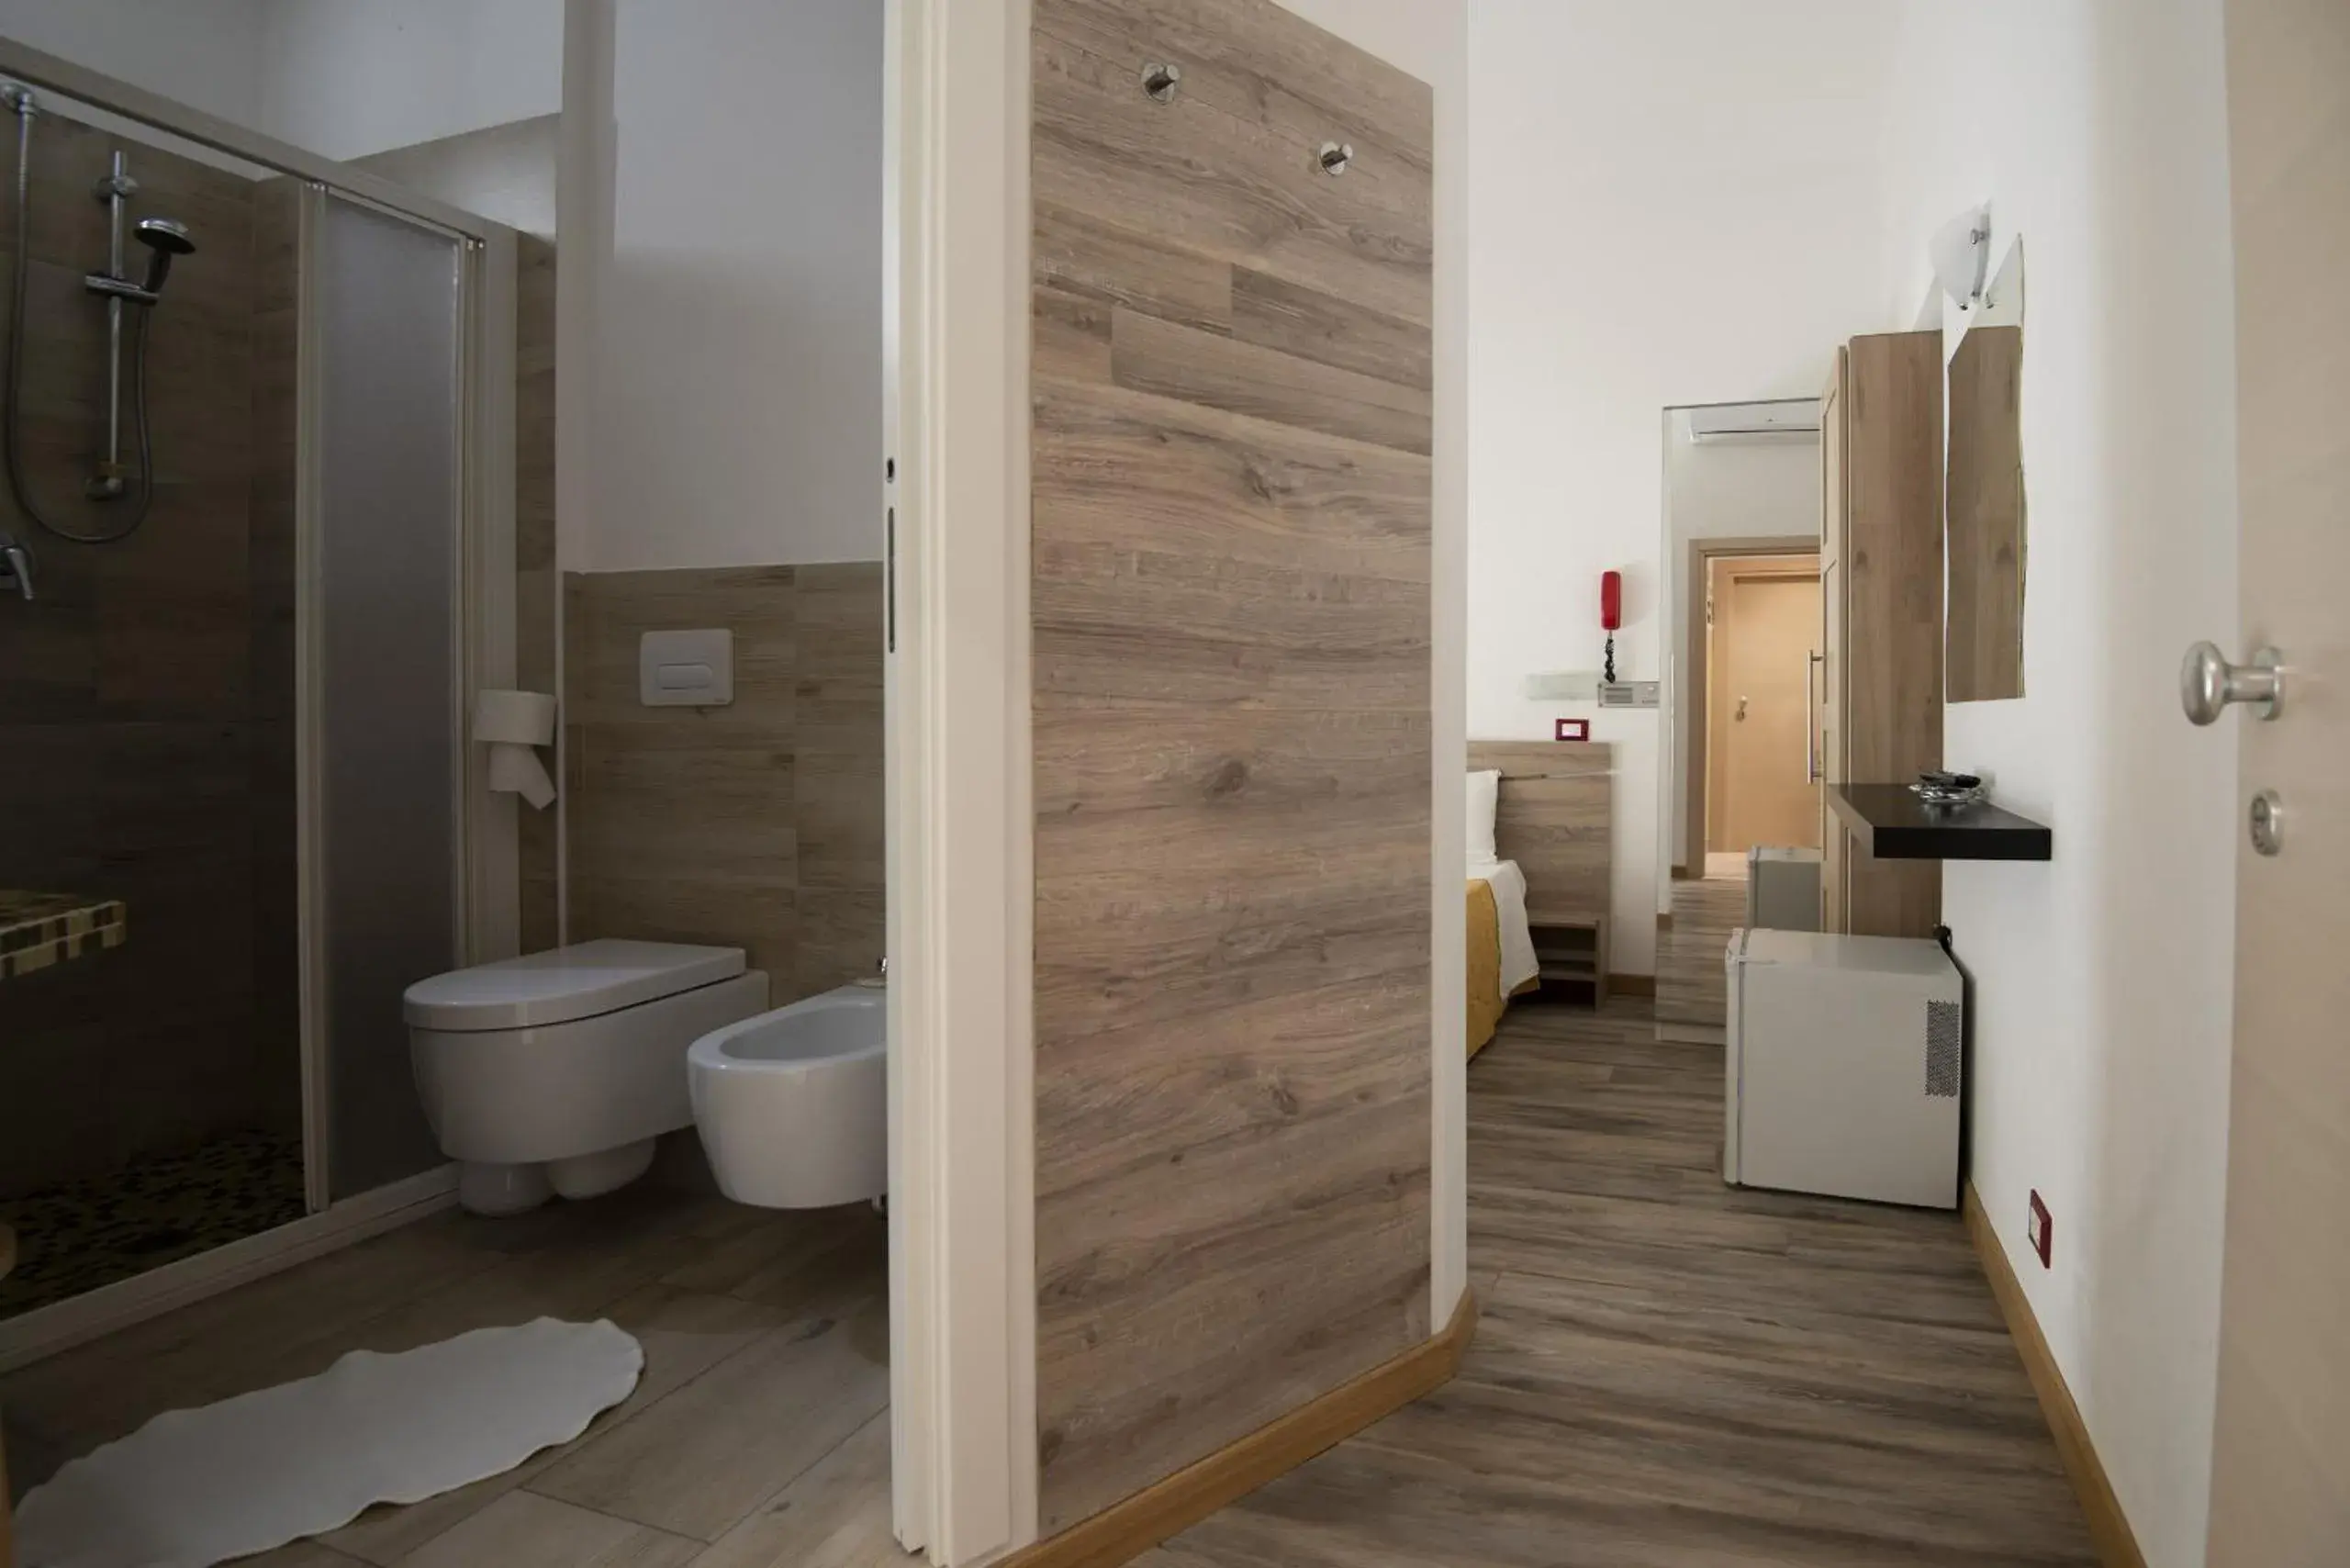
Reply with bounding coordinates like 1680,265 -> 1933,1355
2181,642 -> 2284,726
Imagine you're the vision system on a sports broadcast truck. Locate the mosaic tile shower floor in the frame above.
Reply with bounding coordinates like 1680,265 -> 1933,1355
0,1128 -> 307,1318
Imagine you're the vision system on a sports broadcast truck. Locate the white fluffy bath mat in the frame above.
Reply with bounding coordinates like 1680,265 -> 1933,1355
17,1316 -> 643,1568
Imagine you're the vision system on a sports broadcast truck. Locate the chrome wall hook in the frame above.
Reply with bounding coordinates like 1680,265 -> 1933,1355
1141,62 -> 1181,103
1318,141 -> 1352,176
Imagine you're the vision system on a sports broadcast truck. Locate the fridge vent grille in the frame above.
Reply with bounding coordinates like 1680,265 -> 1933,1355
1924,1000 -> 1962,1098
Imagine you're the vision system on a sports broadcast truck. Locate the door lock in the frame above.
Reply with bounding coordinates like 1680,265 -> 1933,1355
2249,790 -> 2284,857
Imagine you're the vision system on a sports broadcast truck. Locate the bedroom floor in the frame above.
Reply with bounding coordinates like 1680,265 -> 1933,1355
1655,864 -> 1747,1041
1144,999 -> 2098,1567
1,1182 -> 902,1568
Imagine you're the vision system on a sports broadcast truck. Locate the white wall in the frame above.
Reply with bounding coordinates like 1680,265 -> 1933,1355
1656,417 -> 1820,879
1467,1 -> 1898,974
0,0 -> 269,129
0,1 -> 560,184
1875,5 -> 2239,1564
258,0 -> 562,161
565,0 -> 883,571
352,115 -> 557,236
1269,0 -> 1472,1333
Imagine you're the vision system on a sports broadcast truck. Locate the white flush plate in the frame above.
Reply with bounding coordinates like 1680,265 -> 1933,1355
639,629 -> 734,707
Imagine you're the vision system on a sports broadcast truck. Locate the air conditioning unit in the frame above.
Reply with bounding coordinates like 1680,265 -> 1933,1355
1685,400 -> 1820,442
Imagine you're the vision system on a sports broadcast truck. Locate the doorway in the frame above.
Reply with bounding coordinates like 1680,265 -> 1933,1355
1678,534 -> 1823,876
1706,554 -> 1823,858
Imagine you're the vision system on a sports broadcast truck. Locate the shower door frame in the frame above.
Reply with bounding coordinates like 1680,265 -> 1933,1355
292,183 -> 519,1212
0,36 -> 520,1364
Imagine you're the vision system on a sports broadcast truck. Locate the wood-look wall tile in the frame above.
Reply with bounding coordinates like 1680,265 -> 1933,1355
1033,20 -> 1432,329
1034,538 -> 1430,711
1034,284 -> 1118,385
568,567 -> 796,731
1111,308 -> 1430,456
564,562 -> 885,1001
1035,202 -> 1234,335
791,563 -> 884,902
1034,0 -> 1435,175
1030,0 -> 1433,1533
0,119 -> 277,1194
1035,1096 -> 1431,1532
1232,267 -> 1433,391
1034,380 -> 1431,581
512,238 -> 560,951
514,236 -> 558,577
95,479 -> 254,721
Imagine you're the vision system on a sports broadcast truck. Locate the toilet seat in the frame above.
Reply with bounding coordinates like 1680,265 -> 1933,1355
404,939 -> 746,1031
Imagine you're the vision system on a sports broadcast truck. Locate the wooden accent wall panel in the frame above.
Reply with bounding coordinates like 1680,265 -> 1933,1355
1466,742 -> 1612,921
565,564 -> 884,1000
1031,0 -> 1435,1535
1837,331 -> 1942,939
514,237 -> 560,952
1945,324 -> 2025,704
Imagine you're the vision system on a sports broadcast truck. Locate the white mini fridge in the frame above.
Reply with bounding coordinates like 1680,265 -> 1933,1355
1723,928 -> 1963,1209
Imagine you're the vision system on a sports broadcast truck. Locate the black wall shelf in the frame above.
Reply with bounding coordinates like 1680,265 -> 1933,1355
1828,784 -> 2053,862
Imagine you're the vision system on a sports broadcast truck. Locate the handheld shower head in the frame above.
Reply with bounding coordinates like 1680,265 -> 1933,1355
133,217 -> 194,296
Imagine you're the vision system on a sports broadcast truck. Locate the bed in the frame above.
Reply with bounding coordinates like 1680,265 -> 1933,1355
1465,743 -> 1614,1057
1467,860 -> 1539,1058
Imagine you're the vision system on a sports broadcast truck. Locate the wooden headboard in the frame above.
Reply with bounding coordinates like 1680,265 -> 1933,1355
1469,741 -> 1612,923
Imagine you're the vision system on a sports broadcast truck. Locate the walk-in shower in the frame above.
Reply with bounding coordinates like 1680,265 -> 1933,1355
0,84 -> 197,593
0,45 -> 518,1361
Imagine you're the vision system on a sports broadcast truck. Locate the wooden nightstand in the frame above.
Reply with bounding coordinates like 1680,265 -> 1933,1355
1527,909 -> 1607,1005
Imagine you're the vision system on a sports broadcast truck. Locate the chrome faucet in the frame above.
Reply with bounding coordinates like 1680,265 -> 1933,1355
0,534 -> 30,600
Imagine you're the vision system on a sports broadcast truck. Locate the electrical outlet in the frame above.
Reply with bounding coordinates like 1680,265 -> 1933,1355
2027,1190 -> 2053,1268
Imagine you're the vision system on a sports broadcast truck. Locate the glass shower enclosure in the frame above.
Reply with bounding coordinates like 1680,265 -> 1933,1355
0,46 -> 517,1340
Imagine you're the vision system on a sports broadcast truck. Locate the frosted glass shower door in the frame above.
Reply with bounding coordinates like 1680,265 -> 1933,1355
308,193 -> 468,1202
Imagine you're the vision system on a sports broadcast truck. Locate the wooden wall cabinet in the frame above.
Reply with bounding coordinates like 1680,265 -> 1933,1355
1818,332 -> 1944,938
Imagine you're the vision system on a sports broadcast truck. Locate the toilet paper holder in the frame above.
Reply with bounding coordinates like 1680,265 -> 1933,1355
474,689 -> 558,811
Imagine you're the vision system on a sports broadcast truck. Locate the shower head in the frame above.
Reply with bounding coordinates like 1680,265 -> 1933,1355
133,218 -> 194,297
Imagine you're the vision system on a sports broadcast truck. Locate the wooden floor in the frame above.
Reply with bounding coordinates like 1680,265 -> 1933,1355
1,1182 -> 904,1568
1654,869 -> 1745,1037
4,1005 -> 2096,1567
1144,999 -> 2097,1568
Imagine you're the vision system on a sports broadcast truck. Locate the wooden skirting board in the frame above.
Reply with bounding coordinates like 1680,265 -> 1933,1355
1607,973 -> 1657,999
1004,1290 -> 1480,1568
1962,1185 -> 2147,1568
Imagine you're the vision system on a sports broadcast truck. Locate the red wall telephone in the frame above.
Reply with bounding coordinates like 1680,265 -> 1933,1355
1599,570 -> 1622,683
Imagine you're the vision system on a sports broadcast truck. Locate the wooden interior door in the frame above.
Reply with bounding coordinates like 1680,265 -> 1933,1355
1714,566 -> 1823,855
2204,0 -> 2350,1559
1818,349 -> 1848,930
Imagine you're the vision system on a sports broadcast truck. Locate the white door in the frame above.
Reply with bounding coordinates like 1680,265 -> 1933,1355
2201,1 -> 2350,1560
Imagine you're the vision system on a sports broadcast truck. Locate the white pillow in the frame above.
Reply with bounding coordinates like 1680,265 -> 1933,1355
1466,769 -> 1501,865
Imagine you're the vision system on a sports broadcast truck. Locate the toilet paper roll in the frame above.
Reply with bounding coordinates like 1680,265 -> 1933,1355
487,742 -> 557,811
474,689 -> 557,747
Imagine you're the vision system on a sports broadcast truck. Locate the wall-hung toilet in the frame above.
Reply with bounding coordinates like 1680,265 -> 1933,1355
405,940 -> 769,1215
688,984 -> 884,1209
